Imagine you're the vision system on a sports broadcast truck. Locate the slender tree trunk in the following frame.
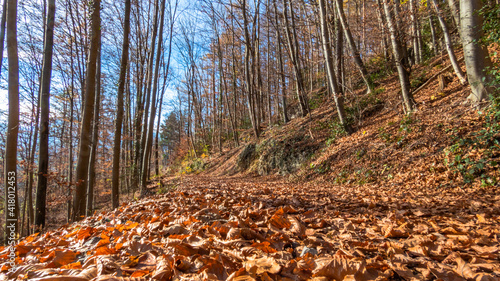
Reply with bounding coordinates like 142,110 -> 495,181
382,0 -> 415,113
429,15 -> 438,56
447,0 -> 461,29
273,0 -> 288,124
73,0 -> 100,221
460,0 -> 493,102
87,45 -> 101,216
335,16 -> 344,94
319,0 -> 352,133
34,0 -> 55,230
112,0 -> 131,209
431,0 -> 467,84
0,0 -> 7,78
67,89 -> 73,222
241,0 -> 259,138
142,0 -> 166,192
26,88 -> 41,234
139,0 -> 160,181
282,0 -> 308,117
410,0 -> 421,64
335,0 -> 373,93
5,0 -> 20,242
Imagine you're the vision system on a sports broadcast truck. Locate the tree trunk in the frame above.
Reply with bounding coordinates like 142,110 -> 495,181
34,0 -> 56,230
335,0 -> 373,93
318,0 -> 352,133
382,0 -> 415,114
0,0 -> 7,78
87,45 -> 101,216
273,0 -> 288,124
5,0 -> 20,242
409,0 -> 421,64
73,0 -> 100,221
67,88 -> 74,222
142,0 -> 166,192
282,0 -> 308,117
431,0 -> 467,84
140,0 -> 160,164
112,0 -> 131,209
447,0 -> 461,29
460,0 -> 493,102
429,15 -> 439,56
241,0 -> 259,138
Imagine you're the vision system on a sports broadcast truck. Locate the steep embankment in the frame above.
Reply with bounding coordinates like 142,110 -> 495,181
202,52 -> 498,191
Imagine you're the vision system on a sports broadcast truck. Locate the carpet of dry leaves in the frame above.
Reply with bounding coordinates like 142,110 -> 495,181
1,175 -> 499,281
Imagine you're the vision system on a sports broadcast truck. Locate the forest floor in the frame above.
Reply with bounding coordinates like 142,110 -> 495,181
1,174 -> 498,280
3,52 -> 500,280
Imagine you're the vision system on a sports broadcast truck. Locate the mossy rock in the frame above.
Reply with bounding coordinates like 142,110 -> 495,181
254,135 -> 318,175
237,144 -> 256,170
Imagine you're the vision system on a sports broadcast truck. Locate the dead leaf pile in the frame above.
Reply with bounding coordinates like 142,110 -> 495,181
1,176 -> 499,280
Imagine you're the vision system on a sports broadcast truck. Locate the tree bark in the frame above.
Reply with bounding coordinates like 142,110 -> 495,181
35,0 -> 56,230
5,0 -> 20,242
87,45 -> 101,216
112,0 -> 131,209
429,15 -> 439,56
460,0 -> 493,102
73,0 -> 100,221
431,0 -> 467,84
0,0 -> 7,78
447,0 -> 461,29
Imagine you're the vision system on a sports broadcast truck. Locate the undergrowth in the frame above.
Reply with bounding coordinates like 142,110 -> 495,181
444,96 -> 500,187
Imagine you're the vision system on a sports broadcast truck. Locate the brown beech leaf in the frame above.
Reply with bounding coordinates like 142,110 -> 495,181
244,256 -> 281,275
44,250 -> 78,268
383,224 -> 409,238
130,270 -> 150,277
250,241 -> 277,253
390,262 -> 419,281
269,213 -> 291,230
428,263 -> 466,281
297,256 -> 316,272
312,256 -> 365,280
289,216 -> 306,236
175,257 -> 194,272
97,256 -> 121,276
151,256 -> 175,280
95,245 -> 118,256
197,257 -> 226,280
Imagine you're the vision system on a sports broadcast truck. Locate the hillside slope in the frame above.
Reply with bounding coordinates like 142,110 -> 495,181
201,52 -> 498,191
